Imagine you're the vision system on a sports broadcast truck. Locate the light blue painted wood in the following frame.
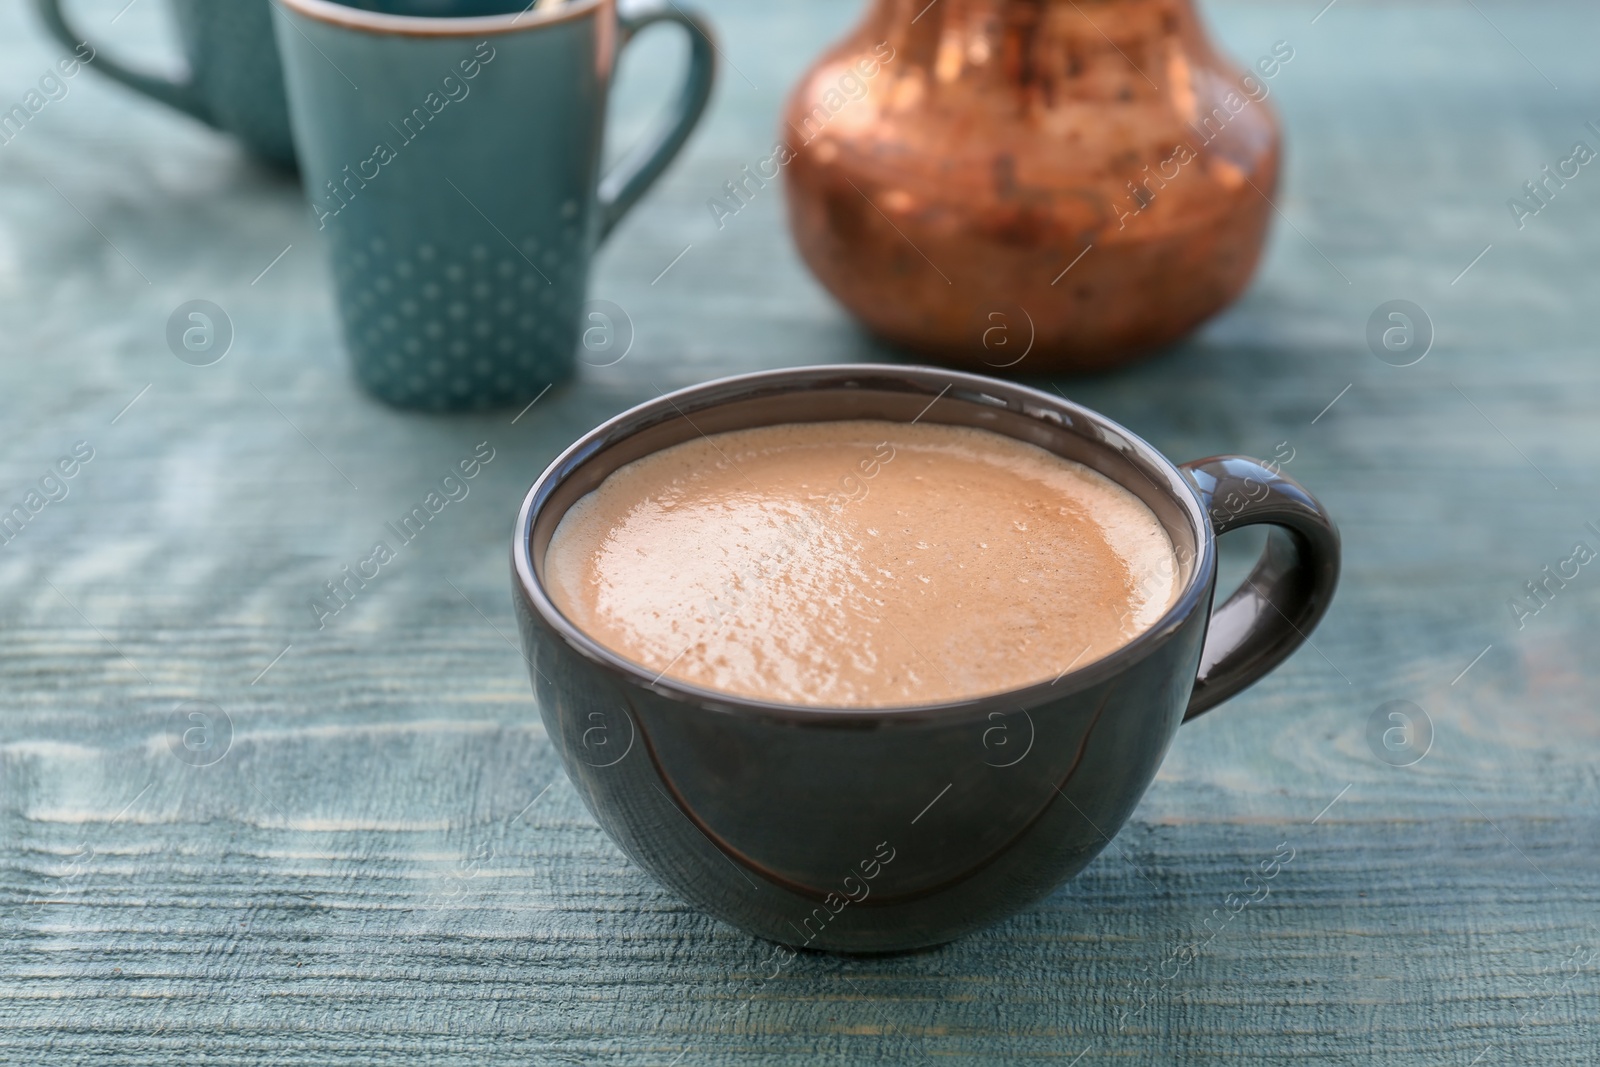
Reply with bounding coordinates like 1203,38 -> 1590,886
1,1 -> 1597,1063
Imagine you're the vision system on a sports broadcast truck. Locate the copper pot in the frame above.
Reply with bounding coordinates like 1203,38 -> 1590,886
781,0 -> 1283,372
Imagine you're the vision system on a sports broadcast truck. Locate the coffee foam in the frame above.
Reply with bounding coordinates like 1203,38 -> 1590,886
544,420 -> 1180,707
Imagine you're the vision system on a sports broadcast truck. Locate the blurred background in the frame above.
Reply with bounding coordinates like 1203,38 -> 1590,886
1,1 -> 1595,1064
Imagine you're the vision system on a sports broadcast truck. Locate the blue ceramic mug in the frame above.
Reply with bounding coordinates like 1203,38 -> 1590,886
33,0 -> 297,167
272,0 -> 717,411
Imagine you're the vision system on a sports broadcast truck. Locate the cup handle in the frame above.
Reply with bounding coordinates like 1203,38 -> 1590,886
32,0 -> 211,124
1178,456 -> 1341,721
596,0 -> 717,243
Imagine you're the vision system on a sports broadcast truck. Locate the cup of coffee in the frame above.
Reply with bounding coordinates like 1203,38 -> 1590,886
511,365 -> 1339,951
272,0 -> 716,411
33,0 -> 297,167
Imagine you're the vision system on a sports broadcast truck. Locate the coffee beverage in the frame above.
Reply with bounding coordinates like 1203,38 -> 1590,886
544,420 -> 1179,707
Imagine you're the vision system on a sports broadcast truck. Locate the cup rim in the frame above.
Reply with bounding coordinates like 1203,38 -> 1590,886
511,364 -> 1217,722
273,0 -> 603,36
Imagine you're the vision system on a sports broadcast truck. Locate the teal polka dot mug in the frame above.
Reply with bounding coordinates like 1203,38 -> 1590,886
33,0 -> 297,167
273,0 -> 716,411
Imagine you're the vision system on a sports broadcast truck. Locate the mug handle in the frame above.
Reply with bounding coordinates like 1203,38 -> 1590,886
597,0 -> 717,242
32,0 -> 210,124
1179,456 -> 1341,721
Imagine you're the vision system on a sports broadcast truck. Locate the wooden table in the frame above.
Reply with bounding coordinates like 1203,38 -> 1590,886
3,1 -> 1596,1062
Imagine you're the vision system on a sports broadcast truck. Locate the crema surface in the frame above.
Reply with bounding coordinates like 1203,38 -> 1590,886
544,420 -> 1180,707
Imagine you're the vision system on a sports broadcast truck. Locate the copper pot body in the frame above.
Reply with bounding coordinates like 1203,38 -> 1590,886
781,0 -> 1282,372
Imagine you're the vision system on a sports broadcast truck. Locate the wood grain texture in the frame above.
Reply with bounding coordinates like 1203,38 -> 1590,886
2,1 -> 1597,1063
